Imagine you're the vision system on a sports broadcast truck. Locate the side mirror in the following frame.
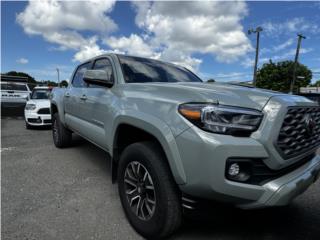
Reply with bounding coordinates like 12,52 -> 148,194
83,69 -> 113,88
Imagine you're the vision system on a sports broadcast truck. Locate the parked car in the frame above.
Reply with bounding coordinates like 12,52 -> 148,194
24,86 -> 52,129
50,54 -> 320,239
0,81 -> 31,107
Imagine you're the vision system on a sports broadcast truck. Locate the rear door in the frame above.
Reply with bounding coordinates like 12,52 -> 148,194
80,57 -> 116,150
64,62 -> 92,135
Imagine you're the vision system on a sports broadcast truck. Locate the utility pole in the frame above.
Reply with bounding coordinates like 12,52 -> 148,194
248,26 -> 263,87
290,33 -> 306,94
56,68 -> 60,87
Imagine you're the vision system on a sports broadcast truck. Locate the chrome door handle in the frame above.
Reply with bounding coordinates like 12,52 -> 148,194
80,95 -> 87,100
65,92 -> 70,98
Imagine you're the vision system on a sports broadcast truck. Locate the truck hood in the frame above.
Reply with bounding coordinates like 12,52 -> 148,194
123,82 -> 286,111
27,99 -> 50,108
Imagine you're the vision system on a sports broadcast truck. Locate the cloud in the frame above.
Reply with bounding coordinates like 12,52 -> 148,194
17,0 -> 117,62
214,72 -> 252,82
17,1 -> 252,71
17,0 -> 117,34
271,47 -> 313,61
263,18 -> 320,36
103,1 -> 252,71
105,34 -> 157,58
273,38 -> 294,52
243,47 -> 313,69
73,43 -> 107,62
16,58 -> 29,64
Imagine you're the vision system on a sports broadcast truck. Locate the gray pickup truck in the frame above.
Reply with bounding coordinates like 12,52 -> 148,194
51,54 -> 320,239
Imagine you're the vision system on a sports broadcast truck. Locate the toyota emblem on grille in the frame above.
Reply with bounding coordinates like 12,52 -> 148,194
304,114 -> 316,135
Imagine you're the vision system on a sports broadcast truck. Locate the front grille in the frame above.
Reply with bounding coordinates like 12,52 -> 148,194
37,108 -> 50,114
276,106 -> 320,159
28,118 -> 41,123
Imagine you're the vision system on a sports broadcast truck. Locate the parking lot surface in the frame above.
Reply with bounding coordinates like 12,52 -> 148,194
2,118 -> 320,240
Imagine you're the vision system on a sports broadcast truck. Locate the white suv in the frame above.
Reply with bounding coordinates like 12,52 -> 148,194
0,81 -> 31,107
24,86 -> 52,128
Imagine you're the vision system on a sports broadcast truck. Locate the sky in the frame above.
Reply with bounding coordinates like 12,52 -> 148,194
1,1 -> 320,83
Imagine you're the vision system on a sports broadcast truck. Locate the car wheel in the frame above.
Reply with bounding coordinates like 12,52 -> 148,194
118,142 -> 182,239
52,112 -> 72,148
25,121 -> 32,129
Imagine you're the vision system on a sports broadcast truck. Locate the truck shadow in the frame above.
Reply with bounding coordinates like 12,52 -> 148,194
173,202 -> 318,239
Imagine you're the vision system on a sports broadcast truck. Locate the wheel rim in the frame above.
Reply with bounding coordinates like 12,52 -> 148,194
124,161 -> 156,221
53,119 -> 58,142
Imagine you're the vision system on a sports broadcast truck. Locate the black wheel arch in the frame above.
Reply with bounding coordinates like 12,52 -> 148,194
112,124 -> 170,183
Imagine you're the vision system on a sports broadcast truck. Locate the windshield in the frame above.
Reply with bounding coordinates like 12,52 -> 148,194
31,89 -> 51,99
1,83 -> 28,91
118,55 -> 202,83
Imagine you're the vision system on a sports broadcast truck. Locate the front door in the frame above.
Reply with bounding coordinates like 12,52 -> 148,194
64,61 -> 92,136
80,57 -> 116,150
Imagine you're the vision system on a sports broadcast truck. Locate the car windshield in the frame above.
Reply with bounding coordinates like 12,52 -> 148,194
1,83 -> 28,91
118,55 -> 202,83
31,89 -> 51,99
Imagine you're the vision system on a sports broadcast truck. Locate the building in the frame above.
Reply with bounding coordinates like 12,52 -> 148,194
300,87 -> 320,94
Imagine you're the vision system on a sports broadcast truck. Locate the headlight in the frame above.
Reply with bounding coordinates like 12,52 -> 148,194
178,103 -> 263,136
25,103 -> 36,110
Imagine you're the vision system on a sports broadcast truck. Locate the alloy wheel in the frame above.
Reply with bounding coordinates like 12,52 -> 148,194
124,161 -> 156,221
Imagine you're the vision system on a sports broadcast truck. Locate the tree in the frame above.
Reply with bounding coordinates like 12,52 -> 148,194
5,71 -> 38,89
41,80 -> 58,87
60,80 -> 68,87
5,71 -> 37,84
207,79 -> 216,83
311,80 -> 320,87
256,60 -> 312,93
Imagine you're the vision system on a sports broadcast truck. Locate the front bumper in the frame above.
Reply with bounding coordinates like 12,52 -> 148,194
175,126 -> 320,209
25,111 -> 52,126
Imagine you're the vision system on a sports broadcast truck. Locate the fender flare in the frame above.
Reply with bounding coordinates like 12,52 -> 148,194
110,111 -> 187,185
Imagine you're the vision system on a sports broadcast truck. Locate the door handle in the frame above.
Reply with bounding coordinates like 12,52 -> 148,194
65,92 -> 70,98
80,95 -> 87,100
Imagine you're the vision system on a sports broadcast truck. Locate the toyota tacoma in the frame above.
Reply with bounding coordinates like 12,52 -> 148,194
50,54 -> 320,239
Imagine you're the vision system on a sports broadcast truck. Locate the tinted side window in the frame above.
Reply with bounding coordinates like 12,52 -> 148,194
94,58 -> 113,77
72,62 -> 91,88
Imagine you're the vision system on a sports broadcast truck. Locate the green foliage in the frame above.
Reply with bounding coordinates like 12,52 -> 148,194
60,80 -> 68,87
40,80 -> 58,87
5,71 -> 36,84
256,60 -> 312,93
4,71 -> 62,88
207,79 -> 216,83
311,80 -> 320,87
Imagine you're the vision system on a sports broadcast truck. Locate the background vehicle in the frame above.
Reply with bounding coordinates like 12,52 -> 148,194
0,81 -> 30,108
24,86 -> 52,129
51,54 -> 320,239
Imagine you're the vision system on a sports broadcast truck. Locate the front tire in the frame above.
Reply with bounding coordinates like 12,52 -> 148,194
118,142 -> 182,239
52,112 -> 72,148
25,121 -> 32,130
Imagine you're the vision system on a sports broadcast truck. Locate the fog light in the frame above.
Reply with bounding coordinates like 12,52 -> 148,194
226,160 -> 252,182
228,163 -> 240,176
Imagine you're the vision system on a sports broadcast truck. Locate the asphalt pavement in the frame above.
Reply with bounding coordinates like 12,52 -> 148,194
1,117 -> 320,240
